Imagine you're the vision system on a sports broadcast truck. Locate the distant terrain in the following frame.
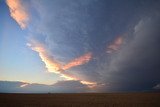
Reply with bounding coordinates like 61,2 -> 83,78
0,93 -> 160,107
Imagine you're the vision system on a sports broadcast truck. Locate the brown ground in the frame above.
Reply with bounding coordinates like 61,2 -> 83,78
0,93 -> 160,107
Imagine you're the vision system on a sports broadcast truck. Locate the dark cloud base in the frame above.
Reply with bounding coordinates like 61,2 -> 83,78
99,14 -> 160,92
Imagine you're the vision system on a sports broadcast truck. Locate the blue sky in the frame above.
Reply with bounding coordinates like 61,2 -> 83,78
0,0 -> 160,93
0,0 -> 61,84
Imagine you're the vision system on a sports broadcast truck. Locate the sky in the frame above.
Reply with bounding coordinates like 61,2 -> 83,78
0,0 -> 160,93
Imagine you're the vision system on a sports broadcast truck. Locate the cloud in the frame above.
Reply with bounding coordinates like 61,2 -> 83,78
29,0 -> 95,61
27,39 -> 97,87
6,0 -> 29,29
20,83 -> 29,87
153,84 -> 160,90
27,40 -> 62,74
62,52 -> 92,70
27,39 -> 91,74
52,80 -> 90,93
0,80 -> 90,93
0,81 -> 51,93
106,36 -> 124,54
100,15 -> 160,92
8,0 -> 159,92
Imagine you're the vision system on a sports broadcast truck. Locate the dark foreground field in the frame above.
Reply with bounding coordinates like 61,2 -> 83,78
0,93 -> 160,107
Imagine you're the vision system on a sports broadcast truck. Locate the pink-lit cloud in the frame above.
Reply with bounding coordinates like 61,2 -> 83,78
62,52 -> 92,70
6,0 -> 29,29
27,40 -> 96,87
106,36 -> 124,53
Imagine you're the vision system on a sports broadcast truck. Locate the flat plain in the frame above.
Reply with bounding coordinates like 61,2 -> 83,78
0,93 -> 160,107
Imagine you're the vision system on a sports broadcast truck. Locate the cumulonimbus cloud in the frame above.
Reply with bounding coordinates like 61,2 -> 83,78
100,15 -> 160,91
6,0 -> 29,29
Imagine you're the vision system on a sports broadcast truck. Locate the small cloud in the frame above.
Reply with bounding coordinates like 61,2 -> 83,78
106,36 -> 124,54
20,83 -> 29,88
153,84 -> 160,89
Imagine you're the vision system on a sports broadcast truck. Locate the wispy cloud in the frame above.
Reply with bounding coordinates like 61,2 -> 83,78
106,36 -> 123,54
20,83 -> 29,87
6,0 -> 29,29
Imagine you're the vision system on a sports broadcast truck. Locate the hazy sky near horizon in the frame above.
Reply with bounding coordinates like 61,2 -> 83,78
0,0 -> 160,92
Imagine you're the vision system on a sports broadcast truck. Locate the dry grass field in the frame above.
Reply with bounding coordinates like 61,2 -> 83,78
0,93 -> 160,107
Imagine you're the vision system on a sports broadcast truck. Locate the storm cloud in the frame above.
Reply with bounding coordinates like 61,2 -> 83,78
100,15 -> 160,92
28,0 -> 160,92
4,0 -> 160,92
